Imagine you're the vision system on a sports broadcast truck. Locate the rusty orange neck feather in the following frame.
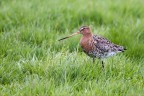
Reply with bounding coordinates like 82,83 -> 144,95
82,33 -> 92,38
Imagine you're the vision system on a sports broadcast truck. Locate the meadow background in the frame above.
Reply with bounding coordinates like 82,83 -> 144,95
0,0 -> 144,95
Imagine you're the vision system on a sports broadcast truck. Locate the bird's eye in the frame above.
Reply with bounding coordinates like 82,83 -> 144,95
80,27 -> 85,31
80,28 -> 83,30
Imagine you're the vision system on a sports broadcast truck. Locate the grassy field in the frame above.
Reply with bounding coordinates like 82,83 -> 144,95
0,0 -> 144,95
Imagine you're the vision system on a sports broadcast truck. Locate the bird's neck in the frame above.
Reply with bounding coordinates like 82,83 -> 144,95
80,33 -> 93,44
82,33 -> 92,38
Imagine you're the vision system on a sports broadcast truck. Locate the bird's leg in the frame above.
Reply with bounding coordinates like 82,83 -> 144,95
102,61 -> 104,69
93,58 -> 95,64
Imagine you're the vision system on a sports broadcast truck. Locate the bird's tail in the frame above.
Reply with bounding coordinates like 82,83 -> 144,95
118,46 -> 127,52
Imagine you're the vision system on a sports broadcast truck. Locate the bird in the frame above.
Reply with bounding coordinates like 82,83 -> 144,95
58,26 -> 126,68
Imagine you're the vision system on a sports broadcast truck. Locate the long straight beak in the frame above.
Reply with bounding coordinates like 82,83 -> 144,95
58,31 -> 80,41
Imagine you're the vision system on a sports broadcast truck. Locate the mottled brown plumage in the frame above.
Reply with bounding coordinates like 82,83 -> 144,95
59,26 -> 126,68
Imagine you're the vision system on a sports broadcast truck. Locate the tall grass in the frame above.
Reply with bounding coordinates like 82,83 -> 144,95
0,0 -> 144,95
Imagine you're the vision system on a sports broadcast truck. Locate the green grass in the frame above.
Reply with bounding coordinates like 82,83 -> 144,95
0,0 -> 144,95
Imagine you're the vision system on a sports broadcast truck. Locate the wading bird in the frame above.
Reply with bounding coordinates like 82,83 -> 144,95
58,26 -> 126,68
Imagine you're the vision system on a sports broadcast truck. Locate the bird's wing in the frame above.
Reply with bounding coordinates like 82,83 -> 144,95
93,35 -> 124,53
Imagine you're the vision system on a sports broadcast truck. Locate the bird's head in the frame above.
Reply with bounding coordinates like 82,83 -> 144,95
58,26 -> 92,41
79,26 -> 91,35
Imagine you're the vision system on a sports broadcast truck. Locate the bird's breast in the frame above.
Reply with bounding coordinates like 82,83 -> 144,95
80,37 -> 96,54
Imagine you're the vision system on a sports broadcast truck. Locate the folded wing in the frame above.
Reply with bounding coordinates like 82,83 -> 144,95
93,35 -> 126,53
